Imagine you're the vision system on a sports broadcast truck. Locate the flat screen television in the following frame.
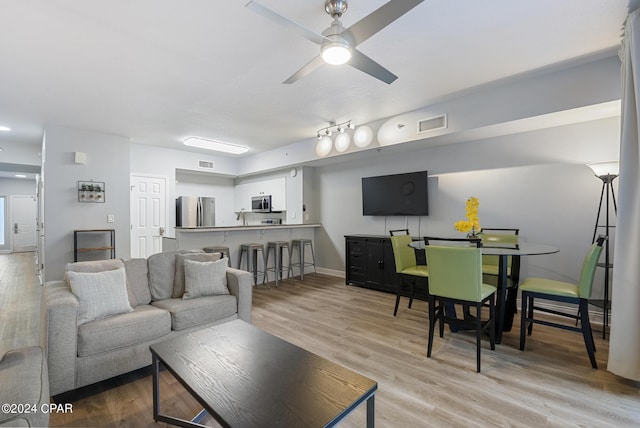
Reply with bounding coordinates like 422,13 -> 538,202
362,171 -> 429,216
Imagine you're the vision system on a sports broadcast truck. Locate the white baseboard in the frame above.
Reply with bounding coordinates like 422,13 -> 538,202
316,267 -> 345,278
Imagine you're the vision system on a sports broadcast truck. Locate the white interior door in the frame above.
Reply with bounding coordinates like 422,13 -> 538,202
131,175 -> 166,258
11,195 -> 37,253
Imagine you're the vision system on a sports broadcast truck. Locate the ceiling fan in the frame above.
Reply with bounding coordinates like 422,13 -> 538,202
245,0 -> 424,84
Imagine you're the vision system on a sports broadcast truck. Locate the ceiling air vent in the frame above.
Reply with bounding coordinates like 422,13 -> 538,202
198,160 -> 215,170
417,114 -> 447,133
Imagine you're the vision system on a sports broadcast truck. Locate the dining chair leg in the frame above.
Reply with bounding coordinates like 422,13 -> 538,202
427,296 -> 436,357
476,301 -> 482,373
579,299 -> 598,369
393,277 -> 405,316
520,291 -> 528,351
408,282 -> 415,309
526,295 -> 535,336
489,296 -> 496,351
438,299 -> 445,338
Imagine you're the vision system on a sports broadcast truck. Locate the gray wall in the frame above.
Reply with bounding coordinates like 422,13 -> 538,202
0,177 -> 36,196
313,116 -> 619,302
42,126 -> 130,281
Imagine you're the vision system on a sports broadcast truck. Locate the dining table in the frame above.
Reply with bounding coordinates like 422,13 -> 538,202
409,239 -> 559,344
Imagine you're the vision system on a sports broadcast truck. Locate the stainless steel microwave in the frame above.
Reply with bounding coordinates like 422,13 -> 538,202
251,195 -> 272,212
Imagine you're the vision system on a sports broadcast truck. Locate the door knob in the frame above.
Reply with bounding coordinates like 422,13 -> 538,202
159,227 -> 165,236
13,223 -> 18,234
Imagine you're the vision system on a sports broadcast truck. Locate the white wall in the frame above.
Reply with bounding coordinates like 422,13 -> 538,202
314,116 -> 619,302
0,140 -> 41,167
0,177 -> 36,195
42,126 -> 130,281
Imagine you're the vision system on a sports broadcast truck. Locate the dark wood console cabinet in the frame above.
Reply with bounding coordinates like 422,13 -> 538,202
345,235 -> 400,293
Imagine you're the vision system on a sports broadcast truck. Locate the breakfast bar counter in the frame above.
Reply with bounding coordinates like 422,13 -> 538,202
174,224 -> 322,270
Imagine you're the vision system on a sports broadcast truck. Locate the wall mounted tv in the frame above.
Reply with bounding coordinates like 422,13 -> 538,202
362,171 -> 429,216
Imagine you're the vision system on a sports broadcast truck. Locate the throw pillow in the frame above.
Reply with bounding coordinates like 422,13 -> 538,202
66,267 -> 133,325
173,252 -> 222,298
183,258 -> 229,300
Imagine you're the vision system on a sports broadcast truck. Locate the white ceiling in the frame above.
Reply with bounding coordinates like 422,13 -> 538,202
0,0 -> 630,159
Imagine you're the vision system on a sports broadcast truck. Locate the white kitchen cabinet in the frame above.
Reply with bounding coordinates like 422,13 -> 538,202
234,177 -> 286,212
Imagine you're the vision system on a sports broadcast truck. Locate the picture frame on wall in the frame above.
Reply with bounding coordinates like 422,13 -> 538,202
77,180 -> 105,203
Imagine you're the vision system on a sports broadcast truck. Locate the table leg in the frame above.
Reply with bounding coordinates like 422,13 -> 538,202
152,354 -> 160,421
366,394 -> 375,428
495,255 -> 508,344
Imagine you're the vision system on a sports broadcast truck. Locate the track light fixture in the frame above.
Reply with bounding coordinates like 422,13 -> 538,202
315,120 -> 359,157
316,120 -> 354,140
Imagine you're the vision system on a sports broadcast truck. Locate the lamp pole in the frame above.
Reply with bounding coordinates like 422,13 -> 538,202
591,172 -> 617,339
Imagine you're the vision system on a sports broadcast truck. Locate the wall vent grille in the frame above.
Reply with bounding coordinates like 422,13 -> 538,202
417,114 -> 447,133
198,160 -> 215,169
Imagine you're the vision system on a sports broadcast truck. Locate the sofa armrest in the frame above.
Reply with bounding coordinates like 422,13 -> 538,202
41,280 -> 78,396
225,268 -> 252,324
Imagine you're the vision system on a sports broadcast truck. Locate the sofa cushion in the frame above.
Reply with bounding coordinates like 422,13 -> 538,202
183,258 -> 229,299
66,267 -> 134,325
151,295 -> 237,331
77,305 -> 171,357
122,258 -> 152,306
174,252 -> 222,298
148,250 -> 201,301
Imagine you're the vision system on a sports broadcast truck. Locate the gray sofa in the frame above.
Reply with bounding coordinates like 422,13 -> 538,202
41,250 -> 253,396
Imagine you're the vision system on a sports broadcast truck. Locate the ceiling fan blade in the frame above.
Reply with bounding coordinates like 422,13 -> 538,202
349,49 -> 398,84
245,1 -> 327,46
283,55 -> 325,84
343,0 -> 424,47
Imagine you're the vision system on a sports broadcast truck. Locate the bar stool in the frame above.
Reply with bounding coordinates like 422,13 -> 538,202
238,243 -> 266,285
265,241 -> 290,287
203,246 -> 231,266
289,239 -> 316,280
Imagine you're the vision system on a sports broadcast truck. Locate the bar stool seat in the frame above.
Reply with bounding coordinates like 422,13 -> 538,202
203,246 -> 231,266
238,243 -> 266,285
289,238 -> 316,281
265,241 -> 290,287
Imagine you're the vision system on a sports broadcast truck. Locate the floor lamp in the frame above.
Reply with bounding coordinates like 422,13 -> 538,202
587,161 -> 618,339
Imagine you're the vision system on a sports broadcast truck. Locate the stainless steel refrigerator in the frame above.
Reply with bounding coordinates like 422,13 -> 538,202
176,196 -> 215,227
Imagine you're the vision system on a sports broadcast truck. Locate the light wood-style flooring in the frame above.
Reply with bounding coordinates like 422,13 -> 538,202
1,252 -> 639,427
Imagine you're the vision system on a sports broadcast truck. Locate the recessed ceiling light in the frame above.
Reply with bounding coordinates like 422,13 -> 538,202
183,137 -> 249,154
0,125 -> 10,131
15,174 -> 27,178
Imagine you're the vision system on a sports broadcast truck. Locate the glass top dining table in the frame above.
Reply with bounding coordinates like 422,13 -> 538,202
409,240 -> 559,343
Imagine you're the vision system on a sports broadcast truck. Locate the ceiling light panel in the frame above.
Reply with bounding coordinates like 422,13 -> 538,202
183,137 -> 249,154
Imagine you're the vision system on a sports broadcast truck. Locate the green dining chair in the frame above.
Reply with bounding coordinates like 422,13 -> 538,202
390,230 -> 429,316
479,228 -> 520,285
479,228 -> 521,321
519,236 -> 605,369
425,238 -> 496,373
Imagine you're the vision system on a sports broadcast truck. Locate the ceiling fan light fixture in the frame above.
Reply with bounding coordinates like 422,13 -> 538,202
183,137 -> 248,154
321,40 -> 352,65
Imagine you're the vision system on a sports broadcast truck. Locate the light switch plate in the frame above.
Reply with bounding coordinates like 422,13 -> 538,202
107,214 -> 115,223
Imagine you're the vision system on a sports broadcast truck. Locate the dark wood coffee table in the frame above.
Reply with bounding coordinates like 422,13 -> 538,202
150,320 -> 377,427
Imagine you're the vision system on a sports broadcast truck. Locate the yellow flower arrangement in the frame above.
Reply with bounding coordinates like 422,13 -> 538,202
454,196 -> 481,236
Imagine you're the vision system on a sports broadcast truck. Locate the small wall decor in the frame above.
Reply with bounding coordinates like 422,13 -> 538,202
78,180 -> 105,203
